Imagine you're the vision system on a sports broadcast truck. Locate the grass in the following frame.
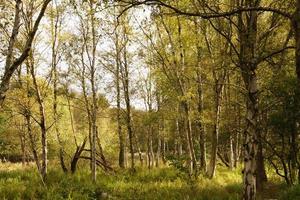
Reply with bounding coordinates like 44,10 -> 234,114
0,163 -> 298,200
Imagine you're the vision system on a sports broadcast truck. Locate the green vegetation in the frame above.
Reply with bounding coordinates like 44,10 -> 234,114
1,0 -> 300,199
0,163 -> 297,200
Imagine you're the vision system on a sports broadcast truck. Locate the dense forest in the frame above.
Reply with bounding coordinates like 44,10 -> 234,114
0,0 -> 300,199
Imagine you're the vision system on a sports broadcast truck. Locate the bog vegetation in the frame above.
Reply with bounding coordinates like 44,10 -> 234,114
1,0 -> 300,200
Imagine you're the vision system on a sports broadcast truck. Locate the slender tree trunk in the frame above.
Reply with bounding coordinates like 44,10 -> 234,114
176,118 -> 183,157
150,127 -> 155,168
233,131 -> 239,168
229,134 -> 234,169
88,0 -> 98,182
181,101 -> 197,175
147,129 -> 151,169
177,15 -> 197,175
117,12 -> 135,171
162,137 -> 166,164
195,19 -> 207,172
156,138 -> 161,167
124,83 -> 134,171
81,64 -> 93,172
156,93 -> 163,167
199,128 -> 207,172
24,64 -> 41,173
113,13 -> 125,168
225,74 -> 234,170
138,139 -> 144,166
122,44 -> 135,171
124,135 -> 128,168
196,74 -> 207,172
30,59 -> 47,181
79,44 -> 94,174
116,58 -> 125,169
90,75 -> 97,176
25,114 -> 41,172
51,4 -> 67,173
234,88 -> 242,168
207,83 -> 223,178
147,125 -> 154,168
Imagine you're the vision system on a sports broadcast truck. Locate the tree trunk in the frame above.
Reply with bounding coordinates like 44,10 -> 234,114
196,79 -> 207,172
147,126 -> 155,169
17,125 -> 26,166
225,74 -> 234,170
156,138 -> 161,167
122,44 -> 135,171
229,134 -> 234,170
51,2 -> 67,173
181,101 -> 197,175
24,63 -> 41,173
256,133 -> 268,190
30,60 -> 47,181
176,118 -> 183,157
88,0 -> 98,182
162,137 -> 166,164
114,14 -> 125,169
117,111 -> 125,168
199,128 -> 207,172
71,139 -> 87,174
156,93 -> 163,167
238,1 -> 260,198
25,113 -> 41,172
207,84 -> 223,178
195,19 -> 207,173
242,70 -> 259,200
80,50 -> 93,175
116,61 -> 125,169
150,127 -> 155,168
234,90 -> 242,168
147,129 -> 151,169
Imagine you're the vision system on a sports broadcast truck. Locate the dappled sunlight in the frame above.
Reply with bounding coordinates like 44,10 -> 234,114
1,0 -> 300,199
0,162 -> 35,172
0,164 -> 244,200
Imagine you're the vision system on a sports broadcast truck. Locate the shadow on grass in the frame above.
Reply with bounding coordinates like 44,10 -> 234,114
0,167 -> 243,200
103,181 -> 242,200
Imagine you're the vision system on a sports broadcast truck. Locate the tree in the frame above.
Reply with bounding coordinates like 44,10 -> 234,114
49,0 -> 68,173
120,19 -> 136,171
0,0 -> 51,105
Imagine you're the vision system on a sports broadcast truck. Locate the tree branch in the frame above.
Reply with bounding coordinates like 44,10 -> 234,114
118,0 -> 292,19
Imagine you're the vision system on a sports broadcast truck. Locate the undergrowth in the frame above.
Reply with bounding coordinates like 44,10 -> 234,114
0,163 -> 297,200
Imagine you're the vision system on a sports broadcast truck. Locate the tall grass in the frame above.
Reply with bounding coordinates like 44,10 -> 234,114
0,163 -> 297,200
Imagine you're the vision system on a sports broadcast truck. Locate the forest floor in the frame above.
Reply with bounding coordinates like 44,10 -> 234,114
0,162 -> 298,200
